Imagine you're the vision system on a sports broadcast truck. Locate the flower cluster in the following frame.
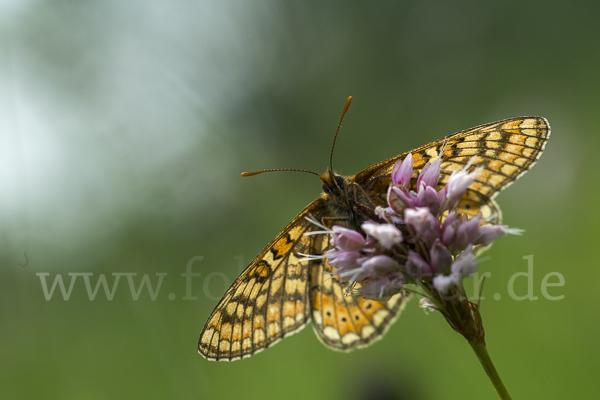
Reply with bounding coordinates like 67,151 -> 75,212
326,153 -> 522,302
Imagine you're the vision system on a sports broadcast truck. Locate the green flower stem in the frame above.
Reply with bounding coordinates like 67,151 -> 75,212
469,341 -> 512,400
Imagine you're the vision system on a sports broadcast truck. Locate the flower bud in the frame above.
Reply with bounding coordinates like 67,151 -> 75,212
430,239 -> 452,273
451,246 -> 478,277
331,226 -> 366,251
416,159 -> 441,189
391,153 -> 413,188
362,222 -> 403,249
415,184 -> 441,216
388,186 -> 415,214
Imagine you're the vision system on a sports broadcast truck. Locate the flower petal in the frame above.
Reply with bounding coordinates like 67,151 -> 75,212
405,251 -> 433,277
362,222 -> 403,249
441,212 -> 461,247
453,213 -> 482,251
331,226 -> 366,251
445,167 -> 482,210
416,159 -> 441,189
415,184 -> 441,216
391,153 -> 413,188
362,254 -> 399,275
388,186 -> 414,215
433,274 -> 458,293
430,239 -> 452,273
451,246 -> 478,277
404,207 -> 440,245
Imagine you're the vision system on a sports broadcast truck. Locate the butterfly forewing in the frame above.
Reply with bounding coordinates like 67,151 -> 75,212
357,117 -> 550,222
199,115 -> 550,361
199,200 -> 325,361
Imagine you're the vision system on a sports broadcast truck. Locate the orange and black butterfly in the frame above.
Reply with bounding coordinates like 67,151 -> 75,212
198,97 -> 550,361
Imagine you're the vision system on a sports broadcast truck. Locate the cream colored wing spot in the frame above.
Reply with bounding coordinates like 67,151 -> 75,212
322,326 -> 341,340
341,332 -> 361,345
312,310 -> 323,325
361,324 -> 376,339
371,308 -> 390,327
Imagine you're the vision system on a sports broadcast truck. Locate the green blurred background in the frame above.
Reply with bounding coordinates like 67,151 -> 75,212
1,1 -> 597,399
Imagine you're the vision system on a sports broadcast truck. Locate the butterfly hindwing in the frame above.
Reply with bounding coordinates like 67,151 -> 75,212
309,231 -> 409,349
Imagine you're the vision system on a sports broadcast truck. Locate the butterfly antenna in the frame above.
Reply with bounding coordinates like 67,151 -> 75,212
243,97 -> 352,180
241,168 -> 319,177
329,96 -> 353,172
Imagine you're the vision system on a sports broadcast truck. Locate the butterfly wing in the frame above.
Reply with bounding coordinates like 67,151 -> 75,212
199,199 -> 410,360
198,199 -> 328,361
356,117 -> 550,222
309,233 -> 409,350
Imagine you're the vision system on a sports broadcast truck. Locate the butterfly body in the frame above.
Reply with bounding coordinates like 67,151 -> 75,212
199,116 -> 550,361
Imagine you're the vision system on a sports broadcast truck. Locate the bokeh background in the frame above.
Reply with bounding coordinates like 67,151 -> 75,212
1,1 -> 598,399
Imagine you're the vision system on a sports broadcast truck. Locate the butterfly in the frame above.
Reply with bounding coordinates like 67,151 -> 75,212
198,97 -> 550,361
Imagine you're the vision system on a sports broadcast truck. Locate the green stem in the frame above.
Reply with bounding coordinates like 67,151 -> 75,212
469,341 -> 512,400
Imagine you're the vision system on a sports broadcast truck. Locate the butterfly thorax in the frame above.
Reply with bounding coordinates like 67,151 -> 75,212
319,167 -> 376,232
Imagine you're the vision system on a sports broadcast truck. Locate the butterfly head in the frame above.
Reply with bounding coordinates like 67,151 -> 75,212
319,167 -> 342,193
319,167 -> 375,230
